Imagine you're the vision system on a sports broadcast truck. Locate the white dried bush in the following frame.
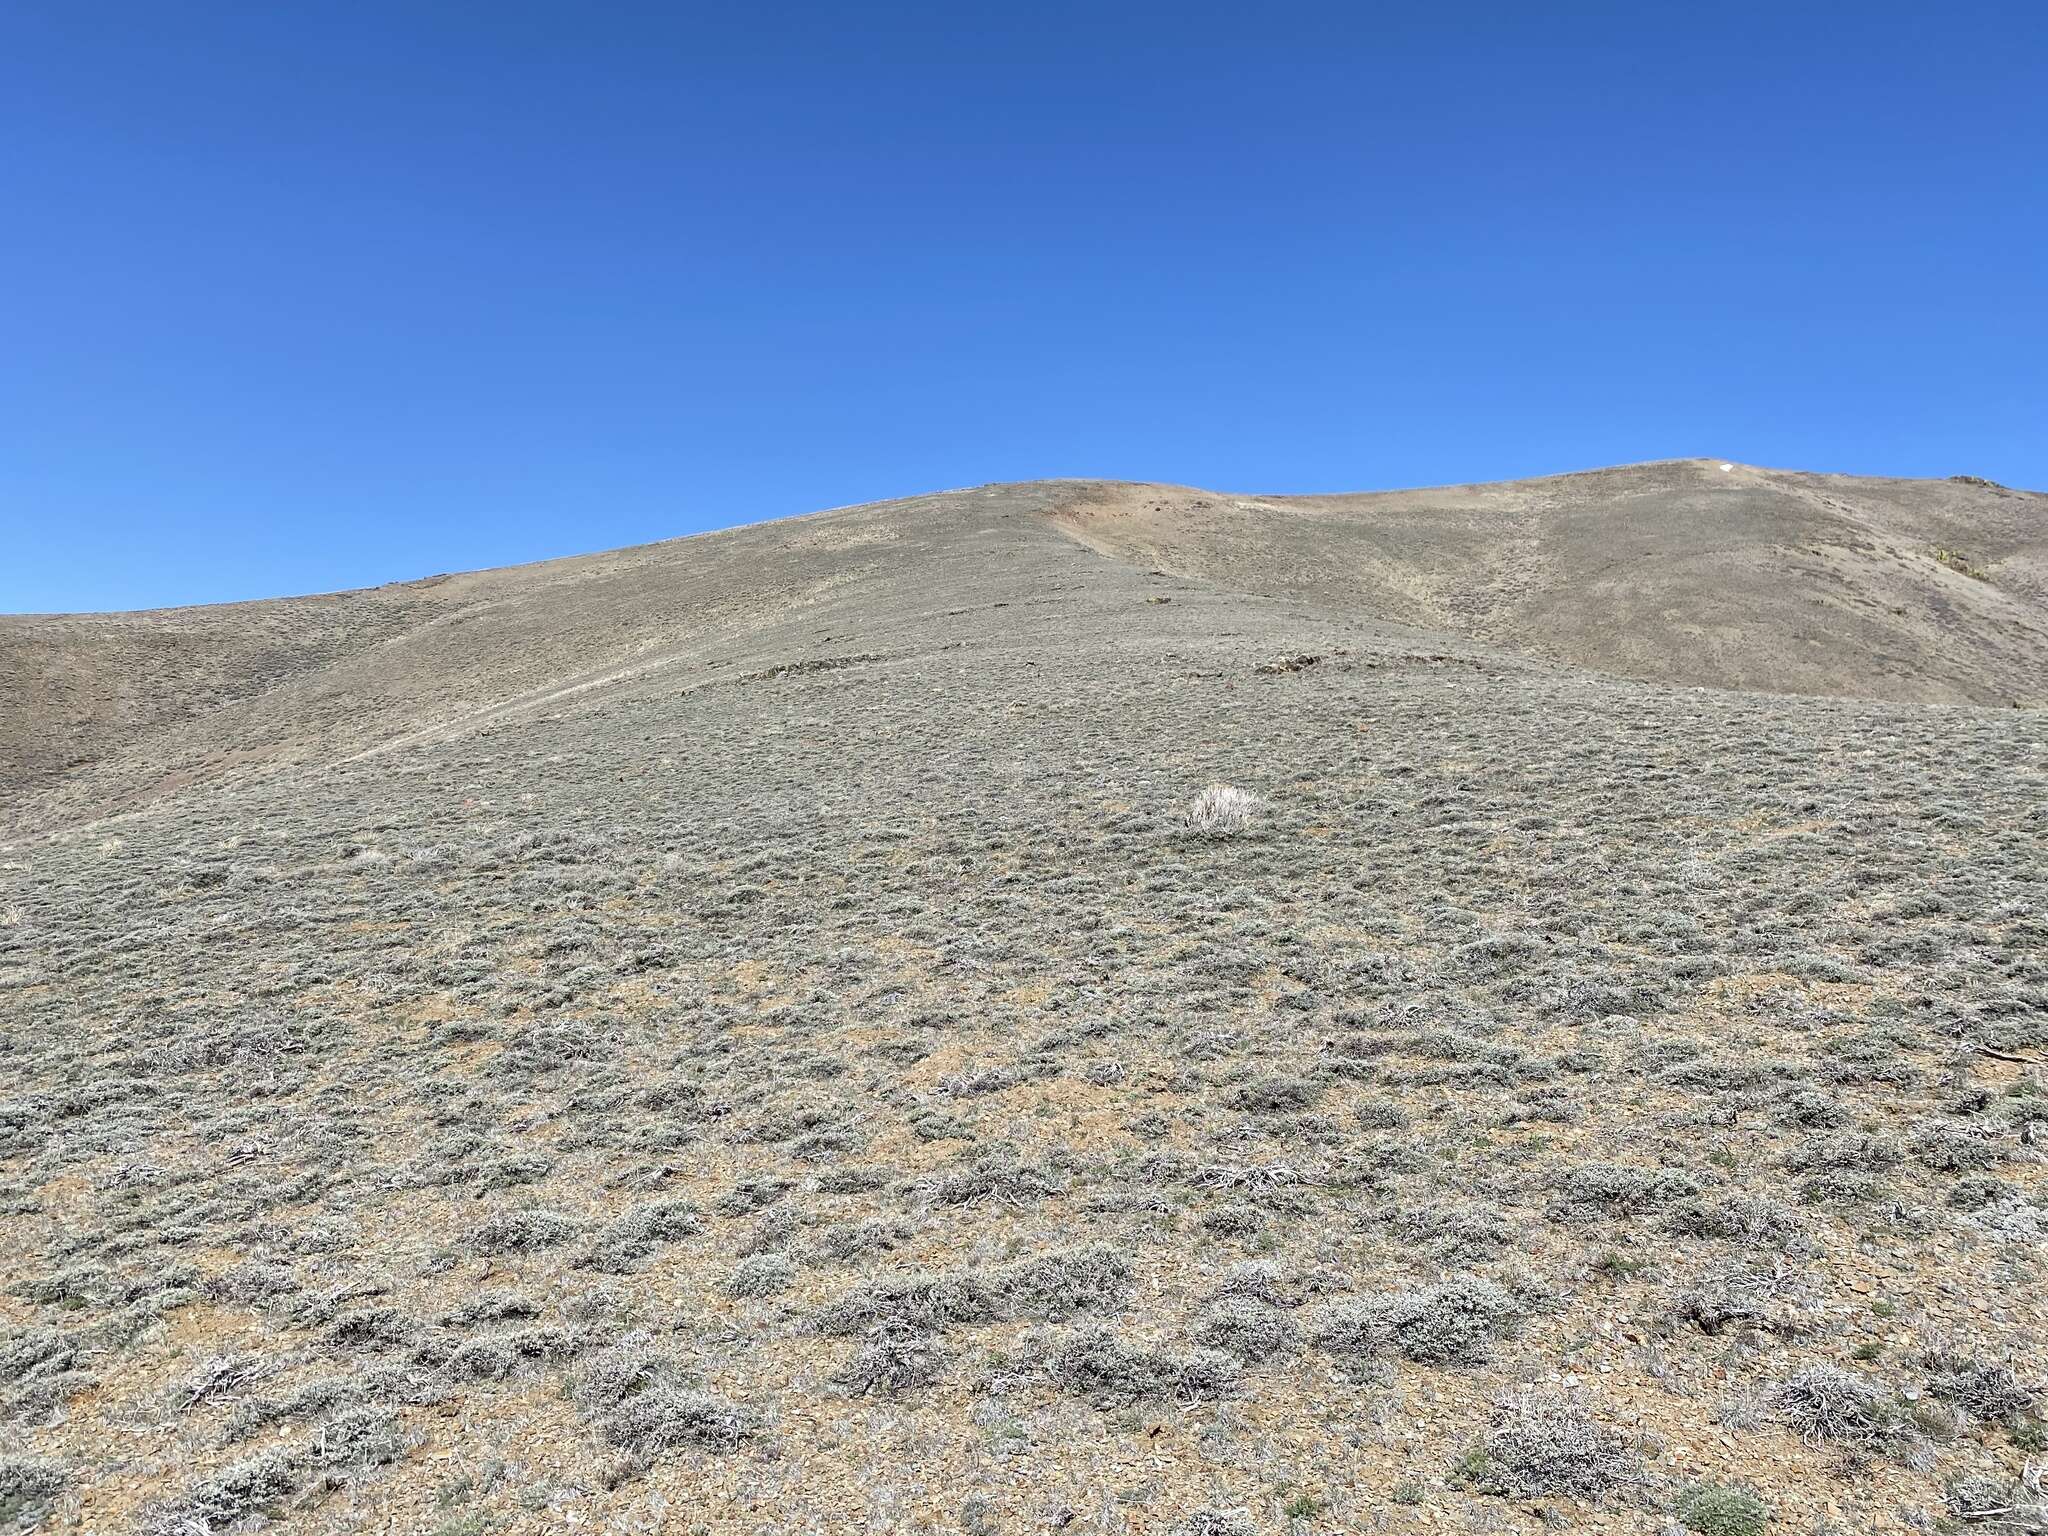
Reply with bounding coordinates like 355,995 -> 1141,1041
1768,1365 -> 1911,1448
1185,784 -> 1259,836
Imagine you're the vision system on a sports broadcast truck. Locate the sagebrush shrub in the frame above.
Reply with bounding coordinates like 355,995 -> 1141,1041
602,1382 -> 758,1451
308,1404 -> 407,1468
1675,1482 -> 1771,1536
468,1207 -> 579,1254
152,1449 -> 297,1534
1923,1352 -> 2036,1424
1172,1511 -> 1257,1536
1036,1324 -> 1239,1406
1191,1298 -> 1301,1362
1465,1388 -> 1640,1497
837,1322 -> 949,1395
726,1253 -> 796,1298
1378,1275 -> 1522,1365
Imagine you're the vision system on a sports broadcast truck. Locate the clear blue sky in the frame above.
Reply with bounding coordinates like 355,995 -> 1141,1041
4,3 -> 2042,613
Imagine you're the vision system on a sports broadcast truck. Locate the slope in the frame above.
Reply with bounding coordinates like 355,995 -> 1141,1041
0,464 -> 2043,1536
2,461 -> 2041,843
1050,460 -> 2047,704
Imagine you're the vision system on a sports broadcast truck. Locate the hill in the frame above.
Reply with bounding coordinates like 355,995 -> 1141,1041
1053,460 -> 2047,703
0,462 -> 2042,1535
3,460 -> 2041,837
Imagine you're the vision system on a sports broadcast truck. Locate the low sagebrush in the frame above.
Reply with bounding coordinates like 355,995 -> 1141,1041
1923,1352 -> 2037,1425
1464,1387 -> 1641,1498
1172,1511 -> 1257,1536
1190,1298 -> 1302,1362
1035,1324 -> 1239,1406
837,1322 -> 950,1396
1675,1482 -> 1771,1536
602,1382 -> 759,1452
726,1253 -> 797,1298
1377,1275 -> 1523,1366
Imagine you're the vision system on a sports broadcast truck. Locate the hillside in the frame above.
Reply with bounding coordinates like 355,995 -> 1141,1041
1055,461 -> 2047,704
3,460 -> 2041,839
0,462 -> 2043,1536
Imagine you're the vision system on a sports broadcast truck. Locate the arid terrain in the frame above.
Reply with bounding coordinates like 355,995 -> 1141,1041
1,459 -> 2044,1535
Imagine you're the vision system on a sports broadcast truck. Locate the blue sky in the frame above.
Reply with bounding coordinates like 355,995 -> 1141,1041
3,2 -> 2042,613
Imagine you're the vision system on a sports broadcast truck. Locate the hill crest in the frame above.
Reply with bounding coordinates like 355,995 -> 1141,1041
3,459 -> 2041,836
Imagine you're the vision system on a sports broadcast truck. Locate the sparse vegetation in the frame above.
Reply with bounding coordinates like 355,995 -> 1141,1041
1676,1482 -> 1772,1535
1924,1352 -> 2038,1426
0,1459 -> 66,1527
1173,1511 -> 1257,1536
1,466 -> 2042,1529
725,1252 -> 796,1297
1934,546 -> 1995,580
1461,1388 -> 1642,1498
